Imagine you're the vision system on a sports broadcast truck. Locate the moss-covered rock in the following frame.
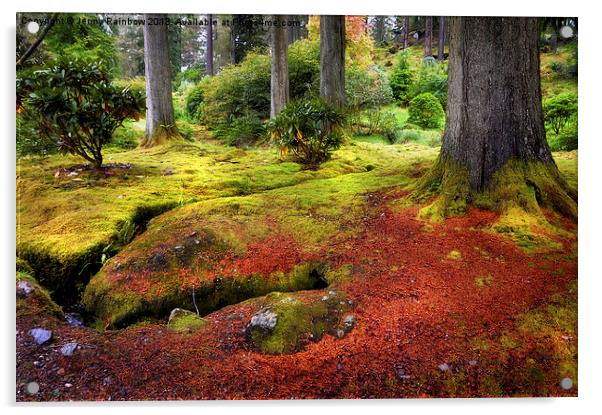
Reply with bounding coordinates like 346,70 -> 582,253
167,308 -> 207,334
246,291 -> 355,355
16,272 -> 63,319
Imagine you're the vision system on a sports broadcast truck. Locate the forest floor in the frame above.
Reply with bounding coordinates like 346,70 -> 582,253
16,136 -> 578,400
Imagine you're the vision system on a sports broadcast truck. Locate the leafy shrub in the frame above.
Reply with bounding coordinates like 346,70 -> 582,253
548,122 -> 578,151
185,80 -> 206,118
361,109 -> 401,143
407,93 -> 445,129
109,123 -> 141,150
543,92 -> 578,134
114,77 -> 146,99
346,64 -> 393,111
389,52 -> 414,104
268,98 -> 346,166
225,114 -> 267,147
16,114 -> 58,157
410,62 -> 448,108
17,58 -> 145,168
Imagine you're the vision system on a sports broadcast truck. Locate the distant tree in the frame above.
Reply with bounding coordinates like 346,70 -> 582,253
403,16 -> 409,49
270,16 -> 290,118
373,16 -> 386,46
206,14 -> 214,75
320,15 -> 346,107
168,17 -> 182,80
415,17 -> 576,220
424,16 -> 433,57
437,17 -> 446,61
230,15 -> 268,64
142,14 -> 179,146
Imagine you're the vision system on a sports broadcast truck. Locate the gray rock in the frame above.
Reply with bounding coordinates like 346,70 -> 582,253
343,314 -> 356,330
17,280 -> 35,296
248,309 -> 278,331
29,328 -> 52,345
65,313 -> 84,327
336,329 -> 346,338
60,342 -> 78,356
438,363 -> 450,372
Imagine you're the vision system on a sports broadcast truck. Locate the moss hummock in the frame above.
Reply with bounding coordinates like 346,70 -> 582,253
16,272 -> 64,319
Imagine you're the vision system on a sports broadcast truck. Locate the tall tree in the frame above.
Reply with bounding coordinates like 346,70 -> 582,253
373,16 -> 386,46
424,16 -> 433,57
230,15 -> 268,64
206,14 -> 214,75
320,15 -> 346,107
141,14 -> 179,146
415,17 -> 576,220
437,16 -> 446,61
403,16 -> 409,49
270,16 -> 290,118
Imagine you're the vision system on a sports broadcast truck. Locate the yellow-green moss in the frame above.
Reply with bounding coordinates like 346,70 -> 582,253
475,273 -> 494,287
167,310 -> 207,334
446,250 -> 462,260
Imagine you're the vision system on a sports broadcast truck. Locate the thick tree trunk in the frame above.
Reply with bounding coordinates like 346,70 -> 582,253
206,14 -> 214,76
550,33 -> 558,53
437,16 -> 445,61
424,17 -> 433,57
270,15 -> 290,118
320,15 -> 346,107
417,17 -> 576,220
142,14 -> 179,147
403,16 -> 409,49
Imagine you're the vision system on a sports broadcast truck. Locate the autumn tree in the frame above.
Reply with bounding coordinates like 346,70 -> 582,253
270,15 -> 289,118
414,17 -> 576,220
141,13 -> 179,146
319,15 -> 346,107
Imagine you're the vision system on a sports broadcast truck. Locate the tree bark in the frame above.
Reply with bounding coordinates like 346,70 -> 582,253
424,16 -> 433,57
142,14 -> 179,147
270,15 -> 290,118
319,15 -> 346,108
206,14 -> 214,76
550,33 -> 558,53
403,16 -> 409,49
437,16 -> 445,61
374,16 -> 385,46
423,17 -> 576,219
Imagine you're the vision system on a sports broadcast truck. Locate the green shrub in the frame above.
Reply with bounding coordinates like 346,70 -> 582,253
407,92 -> 445,129
109,123 -> 141,150
410,62 -> 448,108
267,98 -> 346,166
225,114 -> 266,147
17,58 -> 145,168
548,122 -> 578,151
346,64 -> 393,111
185,80 -> 206,118
363,109 -> 401,143
16,114 -> 58,157
389,52 -> 414,104
113,77 -> 146,100
543,92 -> 578,135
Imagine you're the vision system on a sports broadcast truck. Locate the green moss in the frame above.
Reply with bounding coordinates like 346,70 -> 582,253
247,291 -> 353,355
16,272 -> 63,319
167,309 -> 207,334
16,257 -> 33,275
446,250 -> 462,260
475,273 -> 494,287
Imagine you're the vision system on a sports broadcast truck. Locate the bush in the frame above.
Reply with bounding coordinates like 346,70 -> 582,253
185,80 -> 206,118
17,58 -> 145,168
109,123 -> 141,150
268,98 -> 346,166
410,62 -> 448,109
346,64 -> 393,111
363,109 -> 401,143
388,52 -> 414,104
113,77 -> 146,100
225,114 -> 267,147
407,93 -> 445,129
543,92 -> 578,135
16,114 -> 58,157
548,122 -> 578,151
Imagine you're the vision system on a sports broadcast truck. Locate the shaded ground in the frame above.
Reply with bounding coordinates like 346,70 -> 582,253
16,186 -> 577,400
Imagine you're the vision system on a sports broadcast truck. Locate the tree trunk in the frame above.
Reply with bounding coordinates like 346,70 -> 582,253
319,15 -> 346,108
403,16 -> 409,49
142,14 -> 179,147
206,14 -> 214,76
424,17 -> 433,57
270,15 -> 290,118
417,17 -> 576,219
437,16 -> 445,61
374,16 -> 385,46
550,33 -> 558,53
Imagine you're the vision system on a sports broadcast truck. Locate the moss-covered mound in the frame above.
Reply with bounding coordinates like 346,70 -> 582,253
16,272 -> 64,319
167,308 -> 207,334
246,291 -> 355,355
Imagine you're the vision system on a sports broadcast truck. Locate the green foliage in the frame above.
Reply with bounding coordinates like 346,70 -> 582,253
17,58 -> 145,167
396,129 -> 442,147
345,64 -> 393,111
268,98 -> 347,166
543,92 -> 577,135
362,109 -> 401,143
109,122 -> 141,150
549,122 -> 578,152
113,77 -> 146,100
288,39 -> 321,99
407,92 -> 445,129
223,114 -> 267,147
16,114 -> 59,157
389,52 -> 414,104
185,80 -> 206,118
410,61 -> 448,109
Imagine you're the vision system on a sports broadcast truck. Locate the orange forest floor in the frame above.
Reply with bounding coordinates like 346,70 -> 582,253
16,192 -> 577,400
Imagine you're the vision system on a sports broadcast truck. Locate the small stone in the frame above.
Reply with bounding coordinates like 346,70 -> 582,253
336,329 -> 345,338
438,363 -> 450,372
26,382 -> 40,395
60,342 -> 78,357
560,377 -> 573,390
64,383 -> 73,388
67,171 -> 78,177
57,368 -> 65,376
17,280 -> 35,296
248,309 -> 278,331
29,328 -> 52,345
343,314 -> 356,331
321,296 -> 329,301
336,362 -> 344,371
469,360 -> 478,366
